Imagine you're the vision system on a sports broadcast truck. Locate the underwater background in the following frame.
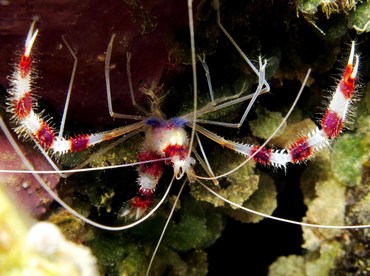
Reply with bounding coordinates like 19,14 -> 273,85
1,0 -> 370,275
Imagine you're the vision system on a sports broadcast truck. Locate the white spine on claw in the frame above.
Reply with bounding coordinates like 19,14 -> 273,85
306,128 -> 330,152
51,137 -> 72,154
270,150 -> 291,168
18,111 -> 42,135
10,74 -> 31,101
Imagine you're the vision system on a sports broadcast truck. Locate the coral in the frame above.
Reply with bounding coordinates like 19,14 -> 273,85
162,196 -> 225,252
48,209 -> 88,243
335,161 -> 370,273
226,174 -> 277,224
269,255 -> 305,275
150,248 -> 208,276
88,234 -> 135,274
298,0 -> 356,19
297,0 -> 370,37
190,149 -> 259,208
269,241 -> 342,276
87,196 -> 223,275
305,241 -> 342,275
302,178 -> 345,251
331,132 -> 370,187
248,107 -> 287,140
297,0 -> 347,38
0,185 -> 98,275
349,1 -> 370,33
268,156 -> 347,275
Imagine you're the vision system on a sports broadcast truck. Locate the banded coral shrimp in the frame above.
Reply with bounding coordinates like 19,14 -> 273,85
0,0 -> 370,274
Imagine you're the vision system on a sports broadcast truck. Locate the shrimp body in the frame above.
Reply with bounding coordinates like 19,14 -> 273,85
124,116 -> 195,218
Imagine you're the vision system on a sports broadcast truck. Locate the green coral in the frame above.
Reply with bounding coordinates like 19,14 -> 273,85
297,0 -> 370,38
149,247 -> 208,276
333,160 -> 370,273
269,158 -> 347,275
249,107 -> 287,140
306,241 -> 343,276
87,196 -> 224,275
349,1 -> 370,33
48,209 -> 88,243
298,0 -> 356,18
270,241 -> 342,276
89,234 -> 147,275
190,148 -> 259,208
163,197 -> 224,252
226,173 -> 277,224
269,255 -> 305,276
331,132 -> 370,187
302,178 -> 345,251
190,145 -> 278,225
